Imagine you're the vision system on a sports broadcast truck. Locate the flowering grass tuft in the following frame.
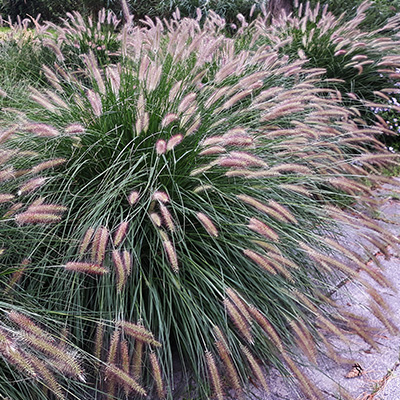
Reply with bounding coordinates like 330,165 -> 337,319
0,6 -> 399,400
249,0 -> 400,133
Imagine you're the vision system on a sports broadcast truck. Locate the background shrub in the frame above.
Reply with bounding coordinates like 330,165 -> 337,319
0,0 -> 84,22
0,0 -> 265,24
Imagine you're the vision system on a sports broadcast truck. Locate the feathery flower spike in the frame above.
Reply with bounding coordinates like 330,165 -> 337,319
65,262 -> 109,275
79,227 -> 95,258
15,212 -> 62,225
18,177 -> 46,195
166,134 -> 184,151
163,239 -> 179,273
105,364 -> 147,396
240,345 -> 269,392
205,351 -> 224,400
114,221 -> 129,247
150,352 -> 165,399
224,298 -> 253,343
122,250 -> 132,277
128,191 -> 140,205
112,250 -> 127,292
107,329 -> 120,364
118,321 -> 161,347
196,212 -> 218,237
156,139 -> 167,155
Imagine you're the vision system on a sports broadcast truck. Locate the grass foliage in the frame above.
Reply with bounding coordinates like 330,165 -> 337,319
46,9 -> 122,68
0,2 -> 400,399
250,0 -> 400,129
0,26 -> 56,85
306,0 -> 400,31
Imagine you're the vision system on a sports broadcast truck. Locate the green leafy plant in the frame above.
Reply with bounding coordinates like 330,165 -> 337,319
1,6 -> 399,400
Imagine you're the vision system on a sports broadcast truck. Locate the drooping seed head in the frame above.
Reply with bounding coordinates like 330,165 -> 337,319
240,345 -> 269,393
248,306 -> 283,351
25,355 -> 63,397
112,250 -> 127,292
21,332 -> 84,379
150,212 -> 162,227
248,218 -> 279,242
18,177 -> 46,195
166,134 -> 184,151
26,204 -> 67,215
65,262 -> 109,275
0,167 -> 15,183
196,212 -> 218,237
178,92 -> 197,113
15,212 -> 62,225
86,89 -> 102,116
128,190 -> 140,205
94,227 -> 109,264
78,227 -> 95,258
0,125 -> 17,144
160,204 -> 175,233
30,159 -> 66,174
163,239 -> 179,273
199,146 -> 226,156
113,221 -> 129,247
150,352 -> 165,399
107,329 -> 120,364
118,320 -> 161,347
24,123 -> 59,137
205,350 -> 224,400
65,123 -> 85,135
161,113 -> 179,128
226,288 -> 252,324
122,250 -> 132,278
156,139 -> 167,155
0,194 -> 15,203
8,311 -> 52,341
224,298 -> 253,343
132,340 -> 143,381
214,339 -> 243,396
105,364 -> 147,396
94,322 -> 104,361
243,249 -> 277,275
152,191 -> 170,203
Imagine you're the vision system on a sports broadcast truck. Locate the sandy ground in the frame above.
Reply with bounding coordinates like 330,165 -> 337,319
241,178 -> 400,400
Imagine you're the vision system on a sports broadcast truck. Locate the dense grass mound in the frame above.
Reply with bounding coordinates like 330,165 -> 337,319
249,0 -> 400,131
0,6 -> 399,400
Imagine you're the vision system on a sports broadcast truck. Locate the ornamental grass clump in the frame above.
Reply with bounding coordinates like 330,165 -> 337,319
0,20 -> 56,87
1,6 -> 400,400
306,0 -> 400,31
249,0 -> 400,130
45,9 -> 121,69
